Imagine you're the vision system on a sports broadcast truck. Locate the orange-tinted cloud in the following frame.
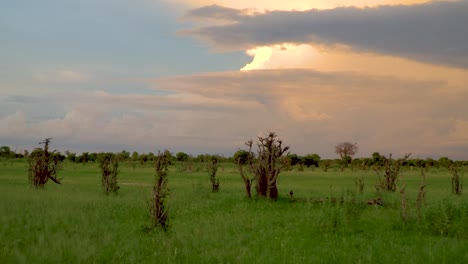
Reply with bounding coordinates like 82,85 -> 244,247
169,0 -> 435,11
182,1 -> 468,68
240,44 -> 468,86
2,69 -> 467,158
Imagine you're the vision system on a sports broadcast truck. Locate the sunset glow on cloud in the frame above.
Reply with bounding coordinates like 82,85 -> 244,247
171,0 -> 436,11
1,0 -> 467,159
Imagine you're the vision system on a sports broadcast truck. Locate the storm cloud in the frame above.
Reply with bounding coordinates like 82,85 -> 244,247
183,1 -> 468,68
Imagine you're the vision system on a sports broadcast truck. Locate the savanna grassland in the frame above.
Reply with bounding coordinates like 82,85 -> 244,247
1,159 -> 467,263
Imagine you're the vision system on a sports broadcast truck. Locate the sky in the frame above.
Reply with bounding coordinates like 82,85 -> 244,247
1,0 -> 467,159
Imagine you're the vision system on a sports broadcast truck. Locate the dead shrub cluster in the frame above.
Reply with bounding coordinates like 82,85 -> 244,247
374,153 -> 410,192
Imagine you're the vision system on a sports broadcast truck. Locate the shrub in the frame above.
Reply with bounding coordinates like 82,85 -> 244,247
449,165 -> 464,195
208,155 -> 220,192
98,153 -> 119,194
374,153 -> 410,192
147,150 -> 170,231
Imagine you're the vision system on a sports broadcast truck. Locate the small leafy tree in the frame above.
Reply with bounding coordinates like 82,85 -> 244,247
438,157 -> 453,168
320,160 -> 332,172
0,146 -> 11,158
244,132 -> 289,199
287,154 -> 302,166
28,138 -> 62,188
98,153 -> 119,194
233,150 -> 251,165
175,152 -> 190,162
148,150 -> 170,231
303,154 -> 321,167
374,153 -> 411,192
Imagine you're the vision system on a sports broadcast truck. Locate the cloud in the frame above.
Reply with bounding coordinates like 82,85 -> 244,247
184,5 -> 259,23
182,1 -> 468,68
239,44 -> 468,87
35,70 -> 90,83
1,69 -> 467,158
169,0 -> 435,11
240,46 -> 273,70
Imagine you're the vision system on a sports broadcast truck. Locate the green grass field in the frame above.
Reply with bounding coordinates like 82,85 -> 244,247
1,160 -> 467,263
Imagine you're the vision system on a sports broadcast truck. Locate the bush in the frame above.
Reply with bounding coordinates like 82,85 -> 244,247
98,153 -> 119,194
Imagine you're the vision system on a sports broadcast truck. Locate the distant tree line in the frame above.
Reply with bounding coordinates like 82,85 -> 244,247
1,145 -> 467,168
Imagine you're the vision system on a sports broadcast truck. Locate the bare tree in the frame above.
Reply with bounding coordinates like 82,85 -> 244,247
245,132 -> 289,199
335,142 -> 358,160
335,142 -> 358,170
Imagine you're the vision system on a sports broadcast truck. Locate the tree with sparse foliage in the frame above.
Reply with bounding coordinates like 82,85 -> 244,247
244,132 -> 289,199
28,138 -> 62,188
335,142 -> 358,170
148,150 -> 171,231
335,142 -> 358,160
